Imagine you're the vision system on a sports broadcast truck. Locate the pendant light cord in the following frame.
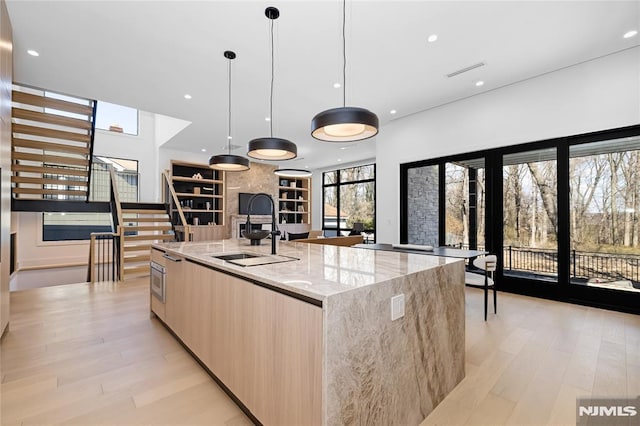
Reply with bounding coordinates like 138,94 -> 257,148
342,0 -> 346,107
227,55 -> 232,155
270,16 -> 275,137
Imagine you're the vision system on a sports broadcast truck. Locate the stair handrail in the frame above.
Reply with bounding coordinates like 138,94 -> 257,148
85,100 -> 98,201
109,166 -> 125,280
162,170 -> 190,240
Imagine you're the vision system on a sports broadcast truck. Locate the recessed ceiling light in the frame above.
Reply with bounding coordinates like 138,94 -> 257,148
475,80 -> 485,87
305,165 -> 309,169
201,148 -> 206,152
333,83 -> 341,88
340,147 -> 348,150
184,94 -> 192,99
337,158 -> 342,162
427,34 -> 438,43
265,117 -> 271,121
624,30 -> 638,39
227,136 -> 232,140
27,49 -> 39,57
390,109 -> 397,115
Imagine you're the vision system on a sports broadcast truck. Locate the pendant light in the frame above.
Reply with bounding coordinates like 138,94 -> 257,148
247,7 -> 297,161
274,168 -> 312,178
311,0 -> 378,142
209,50 -> 250,171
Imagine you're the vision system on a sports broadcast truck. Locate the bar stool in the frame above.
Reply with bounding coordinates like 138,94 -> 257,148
464,255 -> 497,321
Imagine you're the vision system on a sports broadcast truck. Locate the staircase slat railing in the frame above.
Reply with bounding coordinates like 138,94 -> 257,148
88,232 -> 119,283
162,170 -> 191,241
109,166 -> 125,281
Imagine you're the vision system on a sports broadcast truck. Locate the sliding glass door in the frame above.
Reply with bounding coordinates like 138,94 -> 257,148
502,148 -> 558,282
569,137 -> 640,293
400,125 -> 640,312
445,159 -> 485,249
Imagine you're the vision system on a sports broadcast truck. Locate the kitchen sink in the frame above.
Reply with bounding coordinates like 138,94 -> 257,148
211,252 -> 262,261
212,252 -> 299,267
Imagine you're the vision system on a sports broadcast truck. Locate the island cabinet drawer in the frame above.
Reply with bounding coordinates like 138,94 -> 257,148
177,260 -> 322,426
150,248 -> 166,266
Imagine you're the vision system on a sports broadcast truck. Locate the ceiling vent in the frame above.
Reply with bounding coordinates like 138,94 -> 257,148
446,62 -> 485,78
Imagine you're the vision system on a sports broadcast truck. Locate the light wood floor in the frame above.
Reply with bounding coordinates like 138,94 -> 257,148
1,280 -> 638,425
1,279 -> 251,426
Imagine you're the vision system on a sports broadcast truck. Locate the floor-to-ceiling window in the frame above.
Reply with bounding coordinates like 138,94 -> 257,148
400,125 -> 640,313
322,164 -> 375,239
569,137 -> 640,293
502,148 -> 558,282
445,159 -> 485,249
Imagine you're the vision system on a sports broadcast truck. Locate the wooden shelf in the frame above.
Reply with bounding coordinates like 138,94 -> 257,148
172,176 -> 223,184
279,186 -> 308,192
170,160 -> 226,229
176,193 -> 223,199
278,177 -> 311,225
173,209 -> 223,213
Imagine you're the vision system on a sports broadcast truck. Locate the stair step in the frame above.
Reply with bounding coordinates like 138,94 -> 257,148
13,90 -> 94,116
13,151 -> 89,167
123,225 -> 173,232
13,123 -> 91,143
124,264 -> 150,276
122,209 -> 167,215
12,164 -> 88,177
121,202 -> 166,210
123,244 -> 152,252
12,107 -> 93,130
12,176 -> 89,187
13,138 -> 90,155
123,254 -> 151,263
13,187 -> 87,197
124,234 -> 174,242
122,217 -> 171,223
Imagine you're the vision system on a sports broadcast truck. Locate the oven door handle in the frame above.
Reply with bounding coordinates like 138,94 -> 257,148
163,253 -> 182,262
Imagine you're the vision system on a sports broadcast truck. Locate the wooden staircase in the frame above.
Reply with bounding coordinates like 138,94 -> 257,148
121,202 -> 175,279
11,84 -> 96,203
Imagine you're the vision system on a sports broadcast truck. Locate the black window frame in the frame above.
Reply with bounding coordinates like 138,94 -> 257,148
322,164 -> 376,238
400,124 -> 640,315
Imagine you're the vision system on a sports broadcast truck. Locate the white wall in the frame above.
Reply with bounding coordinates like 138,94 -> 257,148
93,110 -> 158,202
376,47 -> 640,243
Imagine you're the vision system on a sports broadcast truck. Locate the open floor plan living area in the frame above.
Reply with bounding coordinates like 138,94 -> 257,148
1,1 -> 639,425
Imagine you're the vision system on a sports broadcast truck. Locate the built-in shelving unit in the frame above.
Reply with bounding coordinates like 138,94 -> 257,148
170,161 -> 225,226
277,177 -> 311,225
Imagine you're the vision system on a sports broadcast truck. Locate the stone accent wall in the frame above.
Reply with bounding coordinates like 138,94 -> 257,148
407,165 -> 439,245
225,162 -> 279,224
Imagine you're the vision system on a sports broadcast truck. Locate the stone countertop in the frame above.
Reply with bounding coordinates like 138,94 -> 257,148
153,239 -> 462,302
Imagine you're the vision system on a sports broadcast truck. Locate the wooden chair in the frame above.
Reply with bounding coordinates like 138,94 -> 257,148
465,255 -> 497,321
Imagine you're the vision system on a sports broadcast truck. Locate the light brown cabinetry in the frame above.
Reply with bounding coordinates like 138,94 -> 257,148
161,259 -> 322,426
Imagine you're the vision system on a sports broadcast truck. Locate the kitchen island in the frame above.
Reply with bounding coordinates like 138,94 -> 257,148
151,239 -> 465,426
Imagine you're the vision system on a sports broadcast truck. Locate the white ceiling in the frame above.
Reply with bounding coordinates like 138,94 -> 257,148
6,1 -> 640,169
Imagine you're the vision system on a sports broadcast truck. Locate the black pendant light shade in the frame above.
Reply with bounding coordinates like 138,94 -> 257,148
247,6 -> 297,161
209,50 -> 250,172
248,137 -> 297,160
311,106 -> 379,142
274,168 -> 312,177
311,0 -> 378,142
209,154 -> 250,171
